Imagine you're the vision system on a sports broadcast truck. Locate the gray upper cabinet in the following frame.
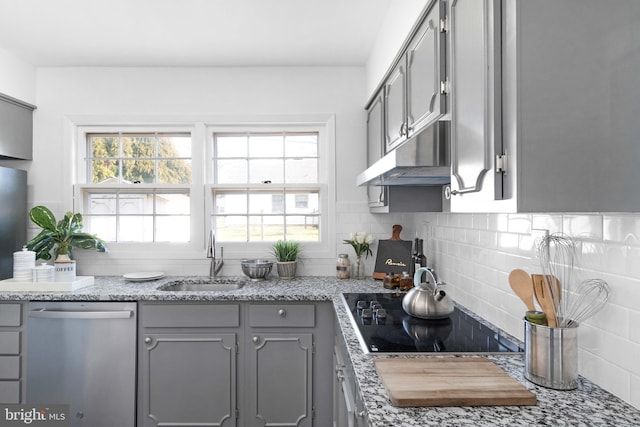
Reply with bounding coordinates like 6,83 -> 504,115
384,1 -> 446,153
366,91 -> 386,209
0,93 -> 35,160
406,3 -> 446,140
384,62 -> 407,151
448,0 -> 502,203
449,0 -> 640,212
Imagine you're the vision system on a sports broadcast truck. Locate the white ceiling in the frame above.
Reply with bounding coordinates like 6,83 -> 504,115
0,0 -> 392,67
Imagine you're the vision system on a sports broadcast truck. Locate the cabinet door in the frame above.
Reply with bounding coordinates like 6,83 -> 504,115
449,0 -> 502,201
406,2 -> 446,136
366,91 -> 384,168
366,91 -> 387,209
141,333 -> 237,427
248,333 -> 313,427
384,61 -> 407,152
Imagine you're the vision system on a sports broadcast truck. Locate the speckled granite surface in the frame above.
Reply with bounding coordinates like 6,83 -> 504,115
2,275 -> 639,426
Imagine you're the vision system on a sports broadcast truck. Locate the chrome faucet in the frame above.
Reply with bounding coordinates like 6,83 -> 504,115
207,229 -> 224,278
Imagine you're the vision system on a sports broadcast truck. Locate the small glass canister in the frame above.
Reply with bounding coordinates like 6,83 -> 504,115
336,253 -> 350,279
383,272 -> 397,289
399,271 -> 414,291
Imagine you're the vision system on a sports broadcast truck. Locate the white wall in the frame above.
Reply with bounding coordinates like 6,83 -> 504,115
32,66 -> 378,275
364,0 -> 430,97
420,212 -> 640,410
0,48 -> 36,104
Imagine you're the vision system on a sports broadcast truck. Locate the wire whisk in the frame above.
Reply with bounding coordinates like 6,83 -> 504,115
537,233 -> 610,327
563,278 -> 610,327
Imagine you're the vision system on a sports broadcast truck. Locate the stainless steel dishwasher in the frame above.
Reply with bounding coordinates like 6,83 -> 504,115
26,302 -> 137,427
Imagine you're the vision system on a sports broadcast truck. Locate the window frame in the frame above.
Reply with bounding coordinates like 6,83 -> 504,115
206,123 -> 333,260
69,115 -> 336,262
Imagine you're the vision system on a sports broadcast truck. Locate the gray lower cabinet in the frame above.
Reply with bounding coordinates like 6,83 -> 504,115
142,333 -> 238,426
139,302 -> 241,427
247,332 -> 313,426
139,301 -> 334,427
333,320 -> 367,427
246,303 -> 334,427
0,303 -> 24,404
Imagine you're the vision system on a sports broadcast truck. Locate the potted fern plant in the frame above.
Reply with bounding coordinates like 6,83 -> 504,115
272,240 -> 301,279
25,205 -> 108,261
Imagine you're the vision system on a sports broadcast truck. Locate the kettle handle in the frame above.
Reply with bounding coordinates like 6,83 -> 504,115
414,267 -> 428,286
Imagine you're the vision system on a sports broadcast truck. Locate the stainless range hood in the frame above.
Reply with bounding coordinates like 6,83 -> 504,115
357,121 -> 451,186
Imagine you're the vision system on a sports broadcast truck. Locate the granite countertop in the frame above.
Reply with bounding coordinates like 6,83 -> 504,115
2,275 -> 639,426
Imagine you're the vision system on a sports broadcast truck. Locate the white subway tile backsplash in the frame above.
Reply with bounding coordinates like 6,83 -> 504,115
420,211 -> 640,409
580,350 -> 630,403
532,214 -> 564,234
563,214 -> 603,240
630,311 -> 640,344
507,213 -> 532,234
604,214 -> 640,245
497,232 -> 519,252
632,375 -> 640,409
488,213 -> 509,232
472,213 -> 489,230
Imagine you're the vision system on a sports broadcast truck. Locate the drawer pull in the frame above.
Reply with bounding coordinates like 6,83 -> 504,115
144,337 -> 152,344
278,309 -> 286,317
252,336 -> 260,344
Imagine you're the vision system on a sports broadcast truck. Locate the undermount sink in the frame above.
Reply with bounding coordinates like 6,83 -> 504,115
159,278 -> 245,292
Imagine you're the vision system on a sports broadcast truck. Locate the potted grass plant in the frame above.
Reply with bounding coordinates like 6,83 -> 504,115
272,240 -> 301,279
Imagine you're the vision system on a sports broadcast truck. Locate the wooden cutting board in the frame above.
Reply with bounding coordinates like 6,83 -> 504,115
374,358 -> 537,407
372,224 -> 413,280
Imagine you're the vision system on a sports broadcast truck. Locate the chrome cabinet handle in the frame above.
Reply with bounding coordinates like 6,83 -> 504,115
252,336 -> 260,344
278,308 -> 286,317
144,337 -> 152,344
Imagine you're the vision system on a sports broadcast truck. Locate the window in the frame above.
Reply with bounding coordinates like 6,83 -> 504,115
211,132 -> 321,242
73,118 -> 333,258
79,132 -> 193,243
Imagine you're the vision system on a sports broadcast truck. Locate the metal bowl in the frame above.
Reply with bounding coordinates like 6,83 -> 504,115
240,259 -> 273,281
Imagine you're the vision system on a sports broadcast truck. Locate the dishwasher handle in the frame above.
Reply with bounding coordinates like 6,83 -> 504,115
29,309 -> 133,319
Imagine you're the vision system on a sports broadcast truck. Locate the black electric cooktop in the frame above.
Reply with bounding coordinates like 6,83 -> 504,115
342,292 -> 523,354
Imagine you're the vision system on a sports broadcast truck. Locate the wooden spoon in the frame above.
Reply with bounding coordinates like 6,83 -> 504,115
508,269 -> 536,312
532,274 -> 558,327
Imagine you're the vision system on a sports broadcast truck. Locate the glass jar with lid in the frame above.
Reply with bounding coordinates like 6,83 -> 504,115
336,254 -> 350,279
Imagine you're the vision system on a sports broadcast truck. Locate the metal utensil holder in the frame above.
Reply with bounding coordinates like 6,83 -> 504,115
524,319 -> 578,390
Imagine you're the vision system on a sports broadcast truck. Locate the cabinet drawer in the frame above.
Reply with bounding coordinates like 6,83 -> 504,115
249,304 -> 315,328
0,357 -> 20,379
0,332 -> 20,355
0,304 -> 21,327
0,381 -> 20,403
142,304 -> 240,328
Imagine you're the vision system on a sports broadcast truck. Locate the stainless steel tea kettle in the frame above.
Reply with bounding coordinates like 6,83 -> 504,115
402,267 -> 454,319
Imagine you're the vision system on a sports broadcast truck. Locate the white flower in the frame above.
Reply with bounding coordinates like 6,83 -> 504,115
364,234 -> 374,244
